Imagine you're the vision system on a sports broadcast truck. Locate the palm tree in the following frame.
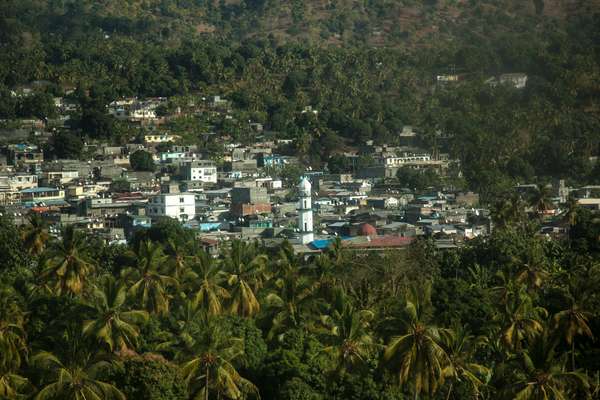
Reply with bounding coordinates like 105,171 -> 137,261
383,286 -> 451,399
490,193 -> 526,229
82,276 -> 149,353
500,291 -> 547,352
311,249 -> 347,301
326,236 -> 346,268
263,270 -> 320,341
156,297 -> 204,357
21,212 -> 50,256
0,371 -> 30,399
508,332 -> 590,399
441,325 -> 490,400
188,250 -> 230,317
0,288 -> 27,374
40,226 -> 94,296
180,320 -> 259,400
514,243 -> 549,292
31,351 -> 125,400
317,294 -> 376,374
0,288 -> 30,398
270,240 -> 301,277
165,239 -> 193,281
553,296 -> 594,371
122,241 -> 178,315
562,194 -> 580,228
222,240 -> 267,317
529,185 -> 554,216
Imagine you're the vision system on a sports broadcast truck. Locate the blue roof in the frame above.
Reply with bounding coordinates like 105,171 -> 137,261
199,222 -> 222,232
311,239 -> 332,250
310,237 -> 352,250
20,187 -> 61,194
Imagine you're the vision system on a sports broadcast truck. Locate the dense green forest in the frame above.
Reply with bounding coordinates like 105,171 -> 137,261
1,189 -> 600,399
1,1 -> 600,199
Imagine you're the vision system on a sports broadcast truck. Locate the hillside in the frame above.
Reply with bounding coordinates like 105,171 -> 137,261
3,0 -> 600,49
1,0 -> 600,199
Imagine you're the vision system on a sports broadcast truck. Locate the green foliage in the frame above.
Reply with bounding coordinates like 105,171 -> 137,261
109,178 -> 131,193
18,92 -> 57,120
327,154 -> 351,174
218,316 -> 267,374
132,217 -> 195,248
277,377 -> 324,400
0,1 -> 597,196
129,150 -> 155,172
0,196 -> 598,399
80,109 -> 116,140
48,130 -> 84,159
108,355 -> 187,400
0,216 -> 29,273
569,207 -> 600,254
396,166 -> 442,191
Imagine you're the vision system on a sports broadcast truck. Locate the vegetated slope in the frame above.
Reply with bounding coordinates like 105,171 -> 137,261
3,0 -> 600,49
1,0 -> 599,197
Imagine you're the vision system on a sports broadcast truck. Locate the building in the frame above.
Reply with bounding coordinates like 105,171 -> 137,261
366,196 -> 399,209
144,134 -> 181,145
377,153 -> 432,167
146,193 -> 196,222
230,186 -> 271,217
0,174 -> 38,191
182,160 -> 217,183
20,187 -> 66,206
297,177 -> 314,245
577,198 -> 600,211
83,197 -> 137,217
259,154 -> 291,167
7,144 -> 43,165
42,170 -> 79,185
499,73 -> 528,89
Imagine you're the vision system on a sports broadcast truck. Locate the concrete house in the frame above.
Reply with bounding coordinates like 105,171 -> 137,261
182,160 -> 217,183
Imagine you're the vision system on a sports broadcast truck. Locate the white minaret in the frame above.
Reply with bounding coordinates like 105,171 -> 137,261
297,177 -> 314,244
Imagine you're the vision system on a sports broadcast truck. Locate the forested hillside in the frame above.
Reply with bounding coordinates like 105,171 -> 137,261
1,0 -> 600,198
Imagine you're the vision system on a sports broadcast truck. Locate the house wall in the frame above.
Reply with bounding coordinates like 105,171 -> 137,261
146,193 -> 196,221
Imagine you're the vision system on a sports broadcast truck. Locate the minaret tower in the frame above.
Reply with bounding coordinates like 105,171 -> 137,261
297,177 -> 314,244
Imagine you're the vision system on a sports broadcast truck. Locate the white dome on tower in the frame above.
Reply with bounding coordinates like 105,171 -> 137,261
298,177 -> 311,194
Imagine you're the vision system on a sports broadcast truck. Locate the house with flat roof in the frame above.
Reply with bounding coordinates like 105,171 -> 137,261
20,187 -> 66,206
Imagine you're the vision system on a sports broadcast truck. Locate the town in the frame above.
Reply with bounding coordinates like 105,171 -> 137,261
1,84 -> 597,255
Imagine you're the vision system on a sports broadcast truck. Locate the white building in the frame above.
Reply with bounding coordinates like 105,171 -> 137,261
182,161 -> 217,183
0,174 -> 38,191
146,193 -> 196,222
144,134 -> 181,144
499,73 -> 528,89
297,177 -> 314,244
379,153 -> 432,167
44,170 -> 79,185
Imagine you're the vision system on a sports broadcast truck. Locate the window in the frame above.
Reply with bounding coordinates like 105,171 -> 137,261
304,223 -> 308,232
179,197 -> 184,203
180,207 -> 185,213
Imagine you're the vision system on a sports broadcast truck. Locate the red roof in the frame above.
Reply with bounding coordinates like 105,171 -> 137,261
199,238 -> 219,246
358,223 -> 377,237
345,235 -> 414,249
